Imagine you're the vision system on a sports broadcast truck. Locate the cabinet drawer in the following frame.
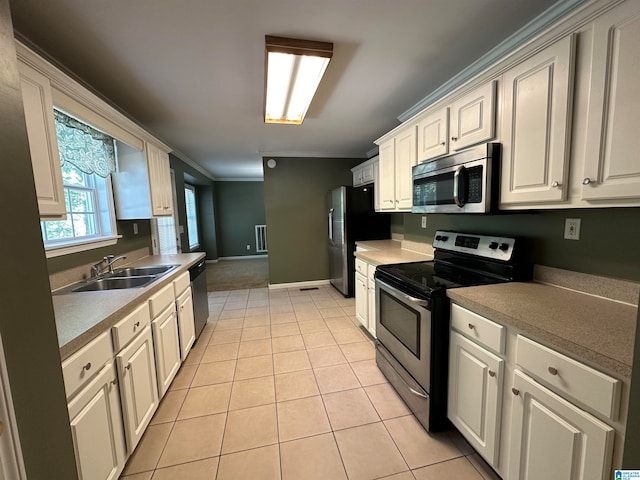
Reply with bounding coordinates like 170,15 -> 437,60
112,302 -> 151,352
451,304 -> 505,354
516,335 -> 621,420
367,264 -> 376,282
173,271 -> 190,297
355,258 -> 368,276
149,283 -> 175,318
62,330 -> 113,400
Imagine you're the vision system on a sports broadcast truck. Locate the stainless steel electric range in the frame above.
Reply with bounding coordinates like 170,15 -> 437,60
374,230 -> 531,432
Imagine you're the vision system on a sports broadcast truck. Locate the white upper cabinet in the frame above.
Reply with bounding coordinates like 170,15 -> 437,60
417,107 -> 449,162
500,35 -> 576,206
378,125 -> 416,212
417,81 -> 496,164
146,142 -> 173,216
17,61 -> 66,218
449,80 -> 497,151
378,138 -> 396,210
581,1 -> 640,202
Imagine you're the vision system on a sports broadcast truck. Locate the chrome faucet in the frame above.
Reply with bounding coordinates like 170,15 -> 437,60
90,255 -> 127,277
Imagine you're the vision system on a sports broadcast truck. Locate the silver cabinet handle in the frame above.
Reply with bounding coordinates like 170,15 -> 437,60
110,379 -> 117,386
548,367 -> 558,376
582,177 -> 593,185
451,136 -> 458,141
82,362 -> 92,371
488,370 -> 496,377
125,364 -> 132,371
551,181 -> 561,188
468,323 -> 475,330
134,321 -> 140,328
441,142 -> 446,146
512,387 -> 520,396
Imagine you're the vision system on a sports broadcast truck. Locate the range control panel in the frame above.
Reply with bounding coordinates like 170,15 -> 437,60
433,230 -> 515,262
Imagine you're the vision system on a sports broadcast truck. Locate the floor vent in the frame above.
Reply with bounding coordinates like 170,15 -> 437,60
299,287 -> 319,291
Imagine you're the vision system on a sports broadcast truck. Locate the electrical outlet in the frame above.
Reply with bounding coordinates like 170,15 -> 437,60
564,218 -> 581,240
421,216 -> 427,228
246,244 -> 251,250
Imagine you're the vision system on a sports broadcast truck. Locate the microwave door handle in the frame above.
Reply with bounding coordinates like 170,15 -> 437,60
453,165 -> 467,208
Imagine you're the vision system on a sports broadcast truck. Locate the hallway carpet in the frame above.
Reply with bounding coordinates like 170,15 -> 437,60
207,258 -> 269,291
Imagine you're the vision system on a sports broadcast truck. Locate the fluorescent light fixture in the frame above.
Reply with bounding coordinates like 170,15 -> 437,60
265,36 -> 333,125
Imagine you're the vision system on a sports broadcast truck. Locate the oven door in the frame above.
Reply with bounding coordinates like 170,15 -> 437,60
375,278 -> 431,391
412,157 -> 490,214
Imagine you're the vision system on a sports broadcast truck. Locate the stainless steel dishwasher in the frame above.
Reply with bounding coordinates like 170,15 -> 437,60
189,258 -> 209,340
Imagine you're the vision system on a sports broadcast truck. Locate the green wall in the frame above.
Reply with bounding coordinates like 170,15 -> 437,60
214,181 -> 266,257
47,219 -> 153,274
396,208 -> 640,281
0,3 -> 78,476
169,154 -> 217,259
263,156 -> 362,285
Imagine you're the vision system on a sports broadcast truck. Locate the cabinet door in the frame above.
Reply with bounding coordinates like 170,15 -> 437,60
372,158 -> 380,211
448,331 -> 503,468
177,287 -> 196,361
509,370 -> 614,480
395,126 -> 417,210
355,273 -> 368,329
147,143 -> 172,216
378,139 -> 396,210
17,61 -> 66,218
68,363 -> 126,480
116,326 -> 159,453
582,2 -> 640,201
417,107 -> 449,162
450,80 -> 496,151
367,279 -> 376,338
151,305 -> 181,398
500,36 -> 576,206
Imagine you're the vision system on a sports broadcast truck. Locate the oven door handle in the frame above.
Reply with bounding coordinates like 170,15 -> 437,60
453,165 -> 468,208
402,292 -> 430,309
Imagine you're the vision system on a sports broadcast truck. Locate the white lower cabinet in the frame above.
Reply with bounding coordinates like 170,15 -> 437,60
176,287 -> 196,361
151,304 -> 181,398
116,325 -> 159,453
448,331 -> 503,468
508,370 -> 615,480
355,272 -> 368,328
67,363 -> 126,480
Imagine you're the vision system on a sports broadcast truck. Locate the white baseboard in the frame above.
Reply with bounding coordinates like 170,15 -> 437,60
268,279 -> 331,290
215,255 -> 268,261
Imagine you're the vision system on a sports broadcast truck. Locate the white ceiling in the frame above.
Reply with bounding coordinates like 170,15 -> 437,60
10,0 -> 560,179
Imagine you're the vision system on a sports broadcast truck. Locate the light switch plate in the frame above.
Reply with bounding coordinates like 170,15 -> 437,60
421,216 -> 427,228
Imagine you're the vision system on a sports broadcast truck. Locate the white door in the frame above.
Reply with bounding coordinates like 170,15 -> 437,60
500,36 -> 576,206
177,288 -> 196,361
116,326 -> 158,453
582,1 -> 640,202
151,305 -> 181,398
378,139 -> 396,210
450,80 -> 496,151
395,126 -> 417,210
509,370 -> 614,480
355,273 -> 368,329
448,331 -> 503,468
417,107 -> 449,162
68,363 -> 126,480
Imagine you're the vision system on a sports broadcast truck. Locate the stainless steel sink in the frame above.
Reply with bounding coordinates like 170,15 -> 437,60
72,276 -> 156,292
111,265 -> 179,277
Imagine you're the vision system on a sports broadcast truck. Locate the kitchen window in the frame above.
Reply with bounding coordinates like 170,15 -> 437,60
40,110 -> 119,257
185,183 -> 199,250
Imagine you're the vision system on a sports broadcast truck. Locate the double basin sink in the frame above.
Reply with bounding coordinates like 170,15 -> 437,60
55,265 -> 180,294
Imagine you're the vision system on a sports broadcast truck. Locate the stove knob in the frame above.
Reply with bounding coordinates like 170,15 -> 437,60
435,235 -> 442,241
499,243 -> 510,251
440,236 -> 449,242
489,242 -> 499,250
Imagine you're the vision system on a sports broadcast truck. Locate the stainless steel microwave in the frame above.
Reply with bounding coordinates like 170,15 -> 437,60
412,143 -> 500,214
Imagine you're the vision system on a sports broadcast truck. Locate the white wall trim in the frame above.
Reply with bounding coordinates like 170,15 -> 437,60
218,255 -> 268,260
268,279 -> 331,290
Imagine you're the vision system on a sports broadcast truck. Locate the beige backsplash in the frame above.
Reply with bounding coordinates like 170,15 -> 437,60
48,247 -> 150,291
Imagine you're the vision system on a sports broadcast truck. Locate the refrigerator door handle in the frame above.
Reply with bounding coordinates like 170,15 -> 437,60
328,208 -> 334,242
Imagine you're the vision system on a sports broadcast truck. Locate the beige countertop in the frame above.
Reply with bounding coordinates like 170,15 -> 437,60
355,239 -> 433,266
52,253 -> 205,360
447,282 -> 638,379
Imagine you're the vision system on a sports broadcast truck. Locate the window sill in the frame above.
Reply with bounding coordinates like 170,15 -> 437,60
44,235 -> 122,258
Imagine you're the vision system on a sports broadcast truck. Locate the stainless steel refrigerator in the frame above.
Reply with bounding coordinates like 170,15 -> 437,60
328,186 -> 390,297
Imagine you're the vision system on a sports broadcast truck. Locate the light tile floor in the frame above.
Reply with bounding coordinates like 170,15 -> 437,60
119,286 -> 500,480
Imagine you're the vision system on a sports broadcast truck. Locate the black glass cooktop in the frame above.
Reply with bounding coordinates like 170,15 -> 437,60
375,260 -> 508,298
